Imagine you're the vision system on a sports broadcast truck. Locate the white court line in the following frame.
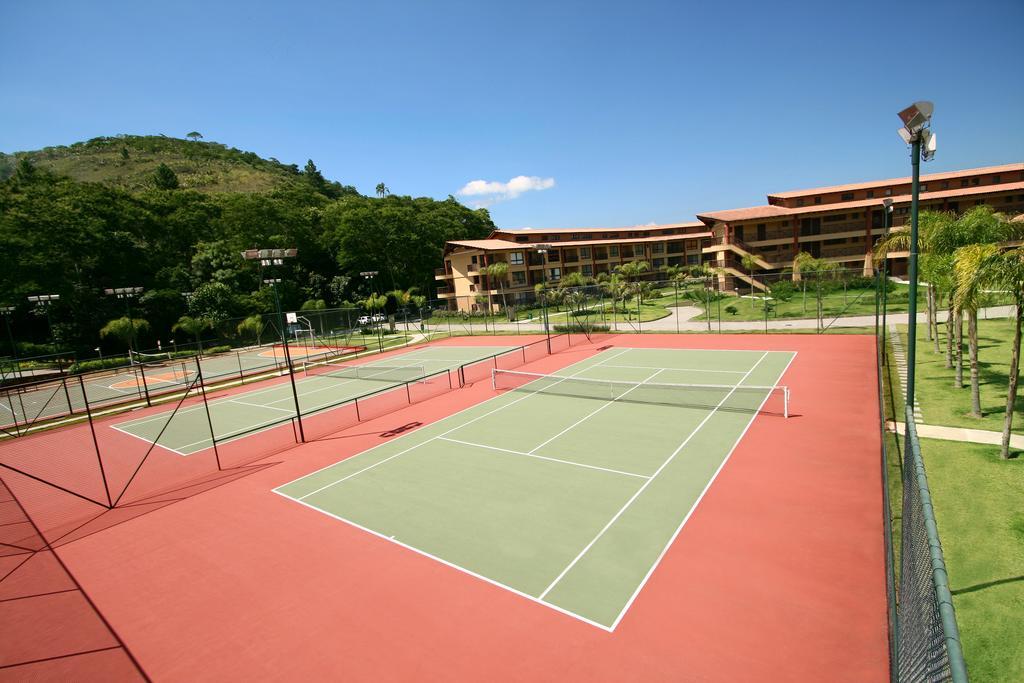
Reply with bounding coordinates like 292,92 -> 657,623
600,364 -> 746,374
608,350 -> 797,630
537,351 -> 770,601
271,490 -> 615,632
525,368 -> 665,455
227,398 -> 296,414
438,437 -> 650,480
291,349 -> 632,501
109,423 -> 190,456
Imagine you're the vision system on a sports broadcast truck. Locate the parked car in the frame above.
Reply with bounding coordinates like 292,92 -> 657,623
357,315 -> 371,325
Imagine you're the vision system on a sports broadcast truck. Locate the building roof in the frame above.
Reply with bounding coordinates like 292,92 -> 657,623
697,180 -> 1024,224
444,232 -> 713,254
496,221 -> 705,235
767,163 -> 1024,200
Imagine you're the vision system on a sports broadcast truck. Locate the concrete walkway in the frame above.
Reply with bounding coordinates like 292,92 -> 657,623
430,304 -> 1016,334
886,420 -> 1023,449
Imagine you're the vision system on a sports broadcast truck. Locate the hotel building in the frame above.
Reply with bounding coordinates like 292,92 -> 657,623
437,163 -> 1024,310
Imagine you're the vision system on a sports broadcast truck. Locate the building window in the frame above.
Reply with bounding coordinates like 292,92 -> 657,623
972,178 -> 980,186
993,175 -> 1001,184
620,245 -> 633,258
510,252 -> 524,265
667,241 -> 684,254
823,214 -> 848,223
867,190 -> 875,198
609,245 -> 619,257
800,218 -> 822,236
651,242 -> 665,254
687,254 -> 699,265
814,196 -> 822,205
841,193 -> 854,201
580,247 -> 591,259
516,235 -> 529,242
961,179 -> 969,188
796,198 -> 805,207
756,223 -> 766,241
582,264 -> 593,276
824,238 -> 846,246
885,188 -> 893,196
548,268 -> 561,281
547,250 -> 560,262
511,271 -> 526,286
734,225 -> 744,241
652,258 -> 664,269
920,184 -> 927,192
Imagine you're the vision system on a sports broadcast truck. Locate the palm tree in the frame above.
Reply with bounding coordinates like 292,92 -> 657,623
793,252 -> 838,331
172,315 -> 211,354
614,260 -> 651,304
483,262 -> 511,320
955,242 -> 1024,458
237,314 -> 266,346
100,316 -> 150,352
387,287 -> 418,332
375,183 -> 389,198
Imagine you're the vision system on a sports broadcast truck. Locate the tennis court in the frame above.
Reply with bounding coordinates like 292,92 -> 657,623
111,345 -> 515,455
275,346 -> 794,629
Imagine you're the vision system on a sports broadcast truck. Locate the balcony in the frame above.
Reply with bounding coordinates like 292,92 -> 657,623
435,267 -> 453,280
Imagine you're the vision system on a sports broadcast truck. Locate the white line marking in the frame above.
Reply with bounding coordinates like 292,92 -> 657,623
227,399 -> 296,414
109,423 -> 190,456
438,437 -> 651,479
526,368 -> 665,455
537,351 -> 770,601
608,350 -> 797,629
272,489 -> 614,630
599,364 -> 746,374
290,349 -> 632,501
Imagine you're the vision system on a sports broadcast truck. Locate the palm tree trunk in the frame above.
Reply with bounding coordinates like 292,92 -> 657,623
930,286 -> 940,353
968,310 -> 982,417
926,284 -> 934,341
945,298 -> 953,368
1001,304 -> 1022,459
954,310 -> 963,388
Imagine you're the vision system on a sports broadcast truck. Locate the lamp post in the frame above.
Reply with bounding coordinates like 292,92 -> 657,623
360,271 -> 383,352
1,306 -> 16,359
535,247 -> 551,352
242,247 -> 304,441
896,101 -> 936,411
878,198 -> 894,364
26,294 -> 60,350
104,287 -> 144,353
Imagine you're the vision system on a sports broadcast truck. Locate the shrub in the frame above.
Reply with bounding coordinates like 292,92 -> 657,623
205,345 -> 232,355
725,305 -> 739,316
67,357 -> 132,373
553,323 -> 611,333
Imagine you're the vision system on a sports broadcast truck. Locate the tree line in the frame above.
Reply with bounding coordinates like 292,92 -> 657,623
0,158 -> 494,355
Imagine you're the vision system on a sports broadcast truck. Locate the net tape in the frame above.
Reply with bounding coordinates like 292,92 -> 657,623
129,349 -> 173,366
492,369 -> 789,417
304,361 -> 427,383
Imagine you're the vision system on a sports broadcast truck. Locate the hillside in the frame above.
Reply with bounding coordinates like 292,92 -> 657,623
0,134 -> 355,195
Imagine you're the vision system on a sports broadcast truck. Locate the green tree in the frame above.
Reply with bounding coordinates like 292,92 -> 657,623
236,314 -> 266,346
186,131 -> 203,142
172,315 -> 210,353
955,241 -> 1024,458
153,163 -> 179,190
303,159 -> 327,195
376,183 -> 389,198
187,281 -> 236,323
99,316 -> 150,351
793,252 -> 838,330
484,261 -> 511,319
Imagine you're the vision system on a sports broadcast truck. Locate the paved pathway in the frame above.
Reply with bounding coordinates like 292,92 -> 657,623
887,420 -> 1022,449
887,321 -> 923,423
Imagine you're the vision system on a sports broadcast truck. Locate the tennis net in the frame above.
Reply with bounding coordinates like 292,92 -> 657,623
492,369 -> 790,417
129,349 -> 172,366
303,361 -> 426,383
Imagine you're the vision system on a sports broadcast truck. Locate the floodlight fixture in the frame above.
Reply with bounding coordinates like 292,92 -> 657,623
241,248 -> 298,261
1,306 -> 15,314
897,101 -> 934,135
882,198 -> 894,212
103,286 -> 144,298
359,271 -> 379,278
263,278 -> 282,285
27,294 -> 60,304
921,129 -> 938,161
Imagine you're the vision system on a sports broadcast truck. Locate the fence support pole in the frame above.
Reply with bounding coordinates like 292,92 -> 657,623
79,375 -> 113,508
137,361 -> 152,407
194,358 -> 222,470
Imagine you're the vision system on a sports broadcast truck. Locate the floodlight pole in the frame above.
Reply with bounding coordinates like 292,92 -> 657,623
27,295 -> 60,349
535,248 -> 551,353
905,136 -> 922,411
243,248 -> 305,442
1,307 -> 17,362
879,201 -> 892,365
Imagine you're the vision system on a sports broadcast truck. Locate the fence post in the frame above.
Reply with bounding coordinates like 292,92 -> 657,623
137,362 -> 152,407
3,388 -> 22,437
58,360 -> 75,415
237,350 -> 245,381
78,375 -> 113,508
194,358 -> 222,470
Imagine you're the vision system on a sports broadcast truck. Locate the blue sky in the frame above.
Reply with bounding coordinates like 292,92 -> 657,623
2,0 -> 1022,229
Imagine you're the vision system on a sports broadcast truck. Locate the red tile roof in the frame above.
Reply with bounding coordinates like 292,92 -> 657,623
445,232 -> 712,253
697,181 -> 1024,224
496,221 -> 704,235
767,163 -> 1023,200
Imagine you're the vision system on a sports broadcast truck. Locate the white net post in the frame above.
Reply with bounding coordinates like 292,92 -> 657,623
491,368 -> 497,391
784,387 -> 790,418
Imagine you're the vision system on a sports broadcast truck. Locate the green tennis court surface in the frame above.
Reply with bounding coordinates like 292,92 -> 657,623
275,346 -> 795,630
112,345 -> 514,455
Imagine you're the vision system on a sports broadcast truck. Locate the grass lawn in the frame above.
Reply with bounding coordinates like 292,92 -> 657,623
918,437 -> 1024,683
898,317 -> 1023,434
694,283 -> 921,322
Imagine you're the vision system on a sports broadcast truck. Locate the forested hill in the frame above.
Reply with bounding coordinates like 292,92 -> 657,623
0,134 -> 354,195
0,135 -> 495,354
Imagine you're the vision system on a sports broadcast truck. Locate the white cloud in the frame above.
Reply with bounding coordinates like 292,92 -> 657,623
458,175 -> 555,204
